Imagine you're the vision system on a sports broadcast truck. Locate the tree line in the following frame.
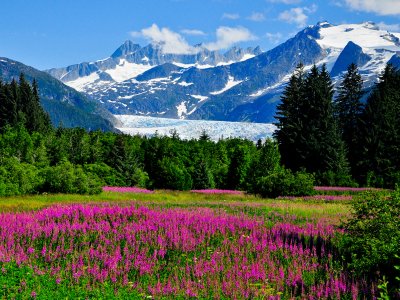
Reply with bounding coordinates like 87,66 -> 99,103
275,62 -> 400,188
0,64 -> 399,197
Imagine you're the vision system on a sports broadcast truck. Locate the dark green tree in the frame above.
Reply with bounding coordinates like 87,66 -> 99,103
274,63 -> 306,171
30,79 -> 52,132
359,64 -> 400,187
275,64 -> 350,185
335,63 -> 364,177
303,64 -> 350,183
3,79 -> 19,127
226,142 -> 253,190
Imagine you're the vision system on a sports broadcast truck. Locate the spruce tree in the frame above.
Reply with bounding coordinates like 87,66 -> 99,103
18,73 -> 32,123
31,79 -> 52,132
9,79 -> 20,126
335,63 -> 364,177
274,63 -> 306,171
359,64 -> 400,187
275,64 -> 350,184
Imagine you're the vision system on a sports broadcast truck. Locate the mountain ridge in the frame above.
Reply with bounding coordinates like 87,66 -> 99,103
0,57 -> 117,131
45,21 -> 400,123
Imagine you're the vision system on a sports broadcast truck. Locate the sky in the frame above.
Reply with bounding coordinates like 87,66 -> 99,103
1,0 -> 400,70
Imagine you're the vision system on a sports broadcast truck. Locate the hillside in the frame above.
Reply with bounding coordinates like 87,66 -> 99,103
0,57 -> 116,131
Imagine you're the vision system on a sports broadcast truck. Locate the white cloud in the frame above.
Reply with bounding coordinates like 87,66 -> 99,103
222,13 -> 240,20
377,22 -> 400,32
248,12 -> 266,22
279,8 -> 308,27
130,24 -> 256,53
344,0 -> 400,15
268,0 -> 302,3
205,26 -> 257,51
279,4 -> 317,28
181,29 -> 206,36
265,32 -> 283,44
130,31 -> 142,38
131,24 -> 197,54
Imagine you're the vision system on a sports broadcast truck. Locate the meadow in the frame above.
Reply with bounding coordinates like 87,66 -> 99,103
0,189 -> 385,299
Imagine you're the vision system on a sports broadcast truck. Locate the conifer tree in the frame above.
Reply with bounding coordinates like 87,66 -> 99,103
275,64 -> 350,184
359,64 -> 400,187
31,79 -> 51,132
274,63 -> 306,171
335,63 -> 364,177
18,73 -> 32,122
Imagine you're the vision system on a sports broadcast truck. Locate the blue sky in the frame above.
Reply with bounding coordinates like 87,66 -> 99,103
1,0 -> 399,70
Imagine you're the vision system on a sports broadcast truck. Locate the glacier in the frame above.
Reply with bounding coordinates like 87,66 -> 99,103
115,115 -> 275,142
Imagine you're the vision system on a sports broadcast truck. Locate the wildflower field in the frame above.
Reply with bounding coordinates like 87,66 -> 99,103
0,189 -> 385,299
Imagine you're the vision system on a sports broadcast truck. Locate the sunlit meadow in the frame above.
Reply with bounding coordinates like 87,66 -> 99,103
0,189 -> 378,299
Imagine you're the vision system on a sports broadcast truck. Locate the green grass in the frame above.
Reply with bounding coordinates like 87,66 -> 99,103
0,191 -> 358,299
0,190 -> 352,224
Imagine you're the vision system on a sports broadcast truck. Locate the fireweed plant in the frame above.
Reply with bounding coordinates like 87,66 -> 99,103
0,203 -> 377,299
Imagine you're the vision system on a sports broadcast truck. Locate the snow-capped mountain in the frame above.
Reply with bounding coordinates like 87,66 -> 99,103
46,21 -> 400,123
0,57 -> 116,131
46,42 -> 261,91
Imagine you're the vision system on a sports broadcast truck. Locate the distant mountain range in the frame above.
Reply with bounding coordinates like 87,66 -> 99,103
46,21 -> 400,123
0,58 -> 117,131
5,21 -> 400,128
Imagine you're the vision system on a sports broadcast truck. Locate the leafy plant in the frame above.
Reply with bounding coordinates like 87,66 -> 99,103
337,189 -> 400,296
254,168 -> 315,198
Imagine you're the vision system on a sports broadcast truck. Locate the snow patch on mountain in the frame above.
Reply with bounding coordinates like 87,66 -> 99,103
178,81 -> 194,87
176,101 -> 187,119
115,115 -> 275,141
240,54 -> 256,61
210,76 -> 243,95
317,22 -> 399,51
191,95 -> 208,102
67,72 -> 100,91
105,59 -> 152,82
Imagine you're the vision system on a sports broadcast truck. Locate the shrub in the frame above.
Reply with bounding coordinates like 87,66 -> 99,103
254,168 -> 315,198
157,158 -> 192,190
130,168 -> 150,188
40,160 -> 102,194
316,170 -> 358,187
337,189 -> 400,295
83,163 -> 125,187
0,157 -> 43,196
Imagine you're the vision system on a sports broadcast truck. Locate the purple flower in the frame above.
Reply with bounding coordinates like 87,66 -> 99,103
314,186 -> 379,192
190,189 -> 243,195
102,186 -> 154,193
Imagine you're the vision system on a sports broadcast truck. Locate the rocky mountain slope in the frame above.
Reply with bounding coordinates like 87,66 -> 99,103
0,58 -> 116,131
46,21 -> 400,123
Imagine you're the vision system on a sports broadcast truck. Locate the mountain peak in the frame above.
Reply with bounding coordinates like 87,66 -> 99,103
317,21 -> 333,28
330,41 -> 371,77
362,21 -> 379,30
111,41 -> 141,58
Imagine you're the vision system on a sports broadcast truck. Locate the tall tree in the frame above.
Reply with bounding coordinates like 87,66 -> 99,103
275,64 -> 350,184
335,63 -> 364,176
359,64 -> 400,187
31,79 -> 52,132
274,63 -> 306,171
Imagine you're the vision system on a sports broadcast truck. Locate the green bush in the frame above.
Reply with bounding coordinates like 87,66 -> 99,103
83,163 -> 125,187
337,189 -> 400,294
254,168 -> 315,198
130,167 -> 150,188
316,170 -> 358,187
0,157 -> 43,196
157,157 -> 192,190
40,160 -> 102,194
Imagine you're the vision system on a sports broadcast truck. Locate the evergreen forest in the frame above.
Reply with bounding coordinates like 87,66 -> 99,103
0,63 -> 400,197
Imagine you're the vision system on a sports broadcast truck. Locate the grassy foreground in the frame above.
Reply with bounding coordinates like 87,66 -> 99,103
0,191 -> 362,299
0,190 -> 351,223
